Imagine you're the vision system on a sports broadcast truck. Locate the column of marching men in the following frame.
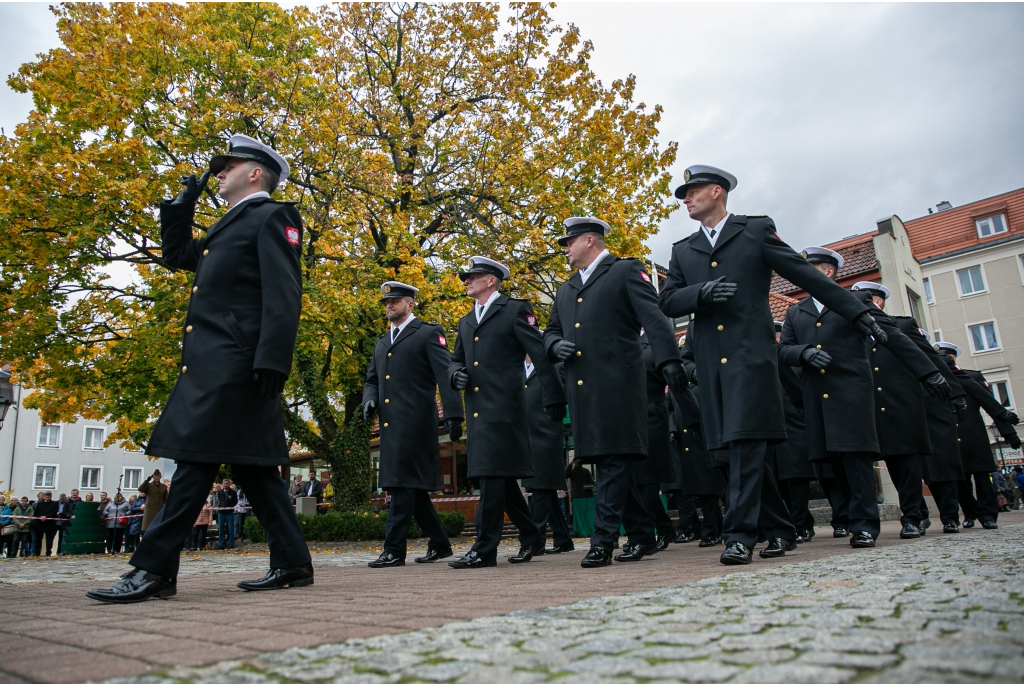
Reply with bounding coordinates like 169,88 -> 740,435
85,136 -> 1023,604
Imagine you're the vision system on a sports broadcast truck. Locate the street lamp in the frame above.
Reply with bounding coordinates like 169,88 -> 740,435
987,424 -> 1006,470
0,376 -> 14,431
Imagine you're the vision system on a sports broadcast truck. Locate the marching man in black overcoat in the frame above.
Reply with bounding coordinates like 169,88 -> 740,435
448,257 -> 565,568
544,218 -> 687,568
88,134 -> 313,602
362,282 -> 465,567
659,166 -> 883,565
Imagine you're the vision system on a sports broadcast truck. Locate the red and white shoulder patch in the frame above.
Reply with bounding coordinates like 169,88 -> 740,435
285,226 -> 300,245
437,334 -> 447,347
640,271 -> 652,283
526,314 -> 537,327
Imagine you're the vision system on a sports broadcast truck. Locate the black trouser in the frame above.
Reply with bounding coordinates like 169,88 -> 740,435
818,476 -> 850,529
189,526 -> 208,550
829,453 -> 881,538
675,494 -> 701,537
106,527 -> 125,554
131,461 -> 311,578
637,483 -> 675,539
958,472 -> 999,523
884,454 -> 926,527
926,480 -> 960,525
779,479 -> 814,531
590,455 -> 646,551
34,525 -> 58,557
528,489 -> 574,548
384,487 -> 450,559
723,440 -> 796,548
696,495 -> 723,539
472,477 -> 540,558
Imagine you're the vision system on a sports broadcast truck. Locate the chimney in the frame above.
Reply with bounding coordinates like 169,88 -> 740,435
876,217 -> 894,235
936,201 -> 953,212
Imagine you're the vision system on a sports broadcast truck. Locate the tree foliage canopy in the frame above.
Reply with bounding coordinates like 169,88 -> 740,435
0,2 -> 676,507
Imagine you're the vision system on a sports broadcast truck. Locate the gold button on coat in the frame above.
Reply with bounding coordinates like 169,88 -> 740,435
576,350 -> 581,356
816,345 -> 822,349
881,407 -> 886,412
823,393 -> 829,399
384,399 -> 390,403
820,369 -> 825,374
474,387 -> 479,392
203,249 -> 209,256
181,366 -> 187,373
872,348 -> 876,352
474,336 -> 479,341
473,361 -> 479,366
387,352 -> 392,357
717,325 -> 724,331
192,286 -> 198,293
575,323 -> 580,328
685,448 -> 690,452
186,325 -> 193,332
721,358 -> 727,364
385,375 -> 390,379
877,387 -> 882,392
473,413 -> 479,418
711,261 -> 718,267
683,429 -> 688,433
383,423 -> 388,427
816,322 -> 822,327
577,297 -> 583,303
577,380 -> 583,385
874,367 -> 879,371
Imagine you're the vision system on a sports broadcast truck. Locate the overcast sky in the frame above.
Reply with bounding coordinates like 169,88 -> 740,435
3,3 -> 1023,265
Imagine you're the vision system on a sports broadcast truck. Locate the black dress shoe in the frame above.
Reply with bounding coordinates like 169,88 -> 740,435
615,541 -> 653,562
653,535 -> 672,552
238,565 -> 314,591
720,541 -> 752,565
698,535 -> 723,547
900,522 -> 921,539
676,533 -> 696,543
850,531 -> 876,548
368,551 -> 405,568
545,542 -> 576,554
795,529 -> 812,543
833,527 -> 849,538
943,521 -> 959,533
981,519 -> 998,530
414,546 -> 453,563
508,541 -> 545,564
580,546 -> 612,568
86,568 -> 176,604
920,518 -> 931,534
963,519 -> 975,528
448,550 -> 496,569
759,538 -> 796,558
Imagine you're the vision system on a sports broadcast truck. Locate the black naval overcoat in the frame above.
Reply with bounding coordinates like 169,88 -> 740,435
774,360 -> 815,481
363,318 -> 464,490
895,317 -> 965,482
147,197 -> 303,466
949,362 -> 1010,474
521,363 -> 569,491
544,256 -> 679,461
658,215 -> 870,450
633,333 -> 674,485
451,295 -> 564,478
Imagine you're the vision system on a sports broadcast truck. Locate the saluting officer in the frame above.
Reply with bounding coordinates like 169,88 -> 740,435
522,354 -> 575,554
933,343 -> 1020,529
659,166 -> 883,565
89,134 -> 312,603
362,282 -> 465,568
545,218 -> 687,568
853,282 -> 953,539
448,257 -> 565,568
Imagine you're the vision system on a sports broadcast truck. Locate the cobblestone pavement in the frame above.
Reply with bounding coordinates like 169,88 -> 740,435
109,523 -> 1024,684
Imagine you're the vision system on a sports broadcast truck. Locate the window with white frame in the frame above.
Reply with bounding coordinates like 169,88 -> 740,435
923,278 -> 935,304
990,380 -> 1014,409
968,321 -> 1000,353
933,330 -> 943,343
975,214 -> 1008,239
83,426 -> 105,450
956,265 -> 986,296
123,467 -> 143,490
33,464 -> 57,489
37,424 -> 61,448
80,466 -> 102,490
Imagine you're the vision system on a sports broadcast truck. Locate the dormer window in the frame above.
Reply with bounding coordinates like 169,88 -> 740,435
975,213 -> 1008,239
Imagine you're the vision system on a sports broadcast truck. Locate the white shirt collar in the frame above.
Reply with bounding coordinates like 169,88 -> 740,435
524,361 -> 535,378
475,290 -> 501,323
812,298 -> 824,313
232,190 -> 271,206
702,213 -> 731,248
390,314 -> 416,343
579,249 -> 611,284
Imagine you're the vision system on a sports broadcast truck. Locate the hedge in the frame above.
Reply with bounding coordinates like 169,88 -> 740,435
243,509 -> 465,543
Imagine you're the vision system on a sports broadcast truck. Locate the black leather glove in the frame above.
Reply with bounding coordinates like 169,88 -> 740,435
1003,432 -> 1022,450
171,169 -> 212,205
551,339 -> 576,362
685,364 -> 698,386
852,311 -> 887,343
921,371 -> 952,402
445,418 -> 463,442
362,400 -> 376,422
697,276 -> 738,308
660,360 -> 689,396
799,347 -> 832,370
253,368 -> 286,399
952,397 -> 967,423
451,368 -> 469,390
546,404 -> 565,422
1001,410 -> 1020,426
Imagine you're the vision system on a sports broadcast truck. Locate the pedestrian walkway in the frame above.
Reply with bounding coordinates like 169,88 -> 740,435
0,513 -> 1020,683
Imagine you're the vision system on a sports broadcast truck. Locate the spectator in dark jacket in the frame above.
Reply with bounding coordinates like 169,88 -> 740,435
55,493 -> 72,555
11,497 -> 34,558
215,480 -> 238,549
124,495 -> 144,552
0,495 -> 13,558
32,491 -> 59,557
1015,467 -> 1024,510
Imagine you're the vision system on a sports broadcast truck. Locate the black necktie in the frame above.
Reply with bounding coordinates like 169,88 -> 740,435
708,228 -> 716,239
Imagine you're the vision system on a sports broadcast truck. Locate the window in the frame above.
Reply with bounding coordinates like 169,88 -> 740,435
990,380 -> 1014,409
956,265 -> 986,296
968,321 -> 999,353
975,214 -> 1008,239
80,466 -> 101,490
923,278 -> 934,304
123,467 -> 143,490
83,426 -> 105,450
907,288 -> 925,325
33,464 -> 57,489
933,330 -> 943,343
37,424 -> 61,448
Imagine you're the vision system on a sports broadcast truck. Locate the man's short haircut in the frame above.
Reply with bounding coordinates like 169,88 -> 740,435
246,160 -> 281,194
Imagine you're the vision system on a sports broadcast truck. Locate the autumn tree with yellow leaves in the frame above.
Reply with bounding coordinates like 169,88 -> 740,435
0,3 -> 676,509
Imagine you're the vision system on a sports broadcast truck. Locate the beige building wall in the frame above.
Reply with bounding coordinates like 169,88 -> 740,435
873,215 -> 934,331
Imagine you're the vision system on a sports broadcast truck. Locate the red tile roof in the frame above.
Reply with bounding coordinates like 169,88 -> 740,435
904,187 -> 1024,261
770,292 -> 800,322
771,232 -> 878,295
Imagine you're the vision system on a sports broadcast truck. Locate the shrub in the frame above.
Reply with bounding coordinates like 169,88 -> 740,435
243,508 -> 464,542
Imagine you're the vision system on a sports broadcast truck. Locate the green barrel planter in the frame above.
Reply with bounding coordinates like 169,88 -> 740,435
62,501 -> 107,554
